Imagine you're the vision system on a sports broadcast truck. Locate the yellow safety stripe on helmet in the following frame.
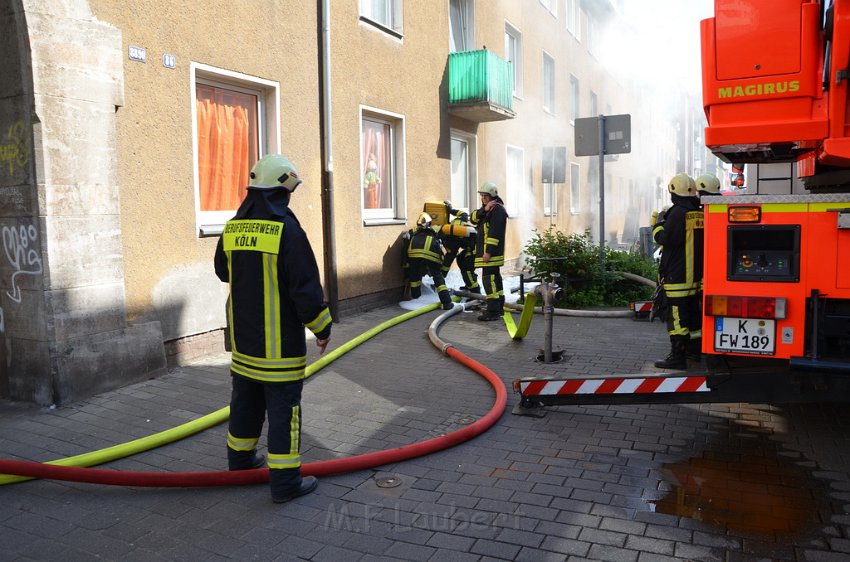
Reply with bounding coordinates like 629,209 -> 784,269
290,405 -> 300,455
231,351 -> 307,382
222,220 -> 283,254
227,432 -> 260,452
263,253 -> 282,358
268,452 -> 301,470
305,307 -> 332,335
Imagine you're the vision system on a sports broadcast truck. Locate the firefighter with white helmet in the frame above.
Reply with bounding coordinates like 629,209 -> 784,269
470,181 -> 509,321
652,173 -> 704,369
695,173 -> 721,197
214,153 -> 331,503
402,212 -> 453,309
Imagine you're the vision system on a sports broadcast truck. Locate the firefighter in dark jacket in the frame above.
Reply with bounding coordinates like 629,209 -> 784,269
439,202 -> 480,294
652,173 -> 704,369
402,212 -> 453,310
470,181 -> 509,321
214,153 -> 332,504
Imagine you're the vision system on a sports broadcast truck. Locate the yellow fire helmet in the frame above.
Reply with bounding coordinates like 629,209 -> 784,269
695,173 -> 721,195
248,154 -> 303,192
667,173 -> 697,197
478,181 -> 498,198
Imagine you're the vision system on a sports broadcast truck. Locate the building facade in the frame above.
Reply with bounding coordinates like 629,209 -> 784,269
0,0 -> 698,404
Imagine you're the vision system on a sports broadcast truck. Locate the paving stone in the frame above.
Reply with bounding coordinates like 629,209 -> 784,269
2,305 -> 850,561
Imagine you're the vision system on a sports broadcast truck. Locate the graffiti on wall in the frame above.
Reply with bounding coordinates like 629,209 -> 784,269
0,121 -> 29,175
0,224 -> 42,333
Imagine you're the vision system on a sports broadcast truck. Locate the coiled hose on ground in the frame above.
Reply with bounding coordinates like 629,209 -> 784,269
0,302 -> 507,487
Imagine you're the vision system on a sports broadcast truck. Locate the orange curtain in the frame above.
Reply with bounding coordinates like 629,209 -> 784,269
197,84 -> 258,212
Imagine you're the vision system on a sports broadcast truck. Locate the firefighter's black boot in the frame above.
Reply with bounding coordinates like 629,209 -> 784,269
654,336 -> 687,370
439,291 -> 453,310
687,338 -> 702,363
478,299 -> 503,321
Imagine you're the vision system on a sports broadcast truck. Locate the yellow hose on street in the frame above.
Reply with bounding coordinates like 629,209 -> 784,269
0,303 -> 439,486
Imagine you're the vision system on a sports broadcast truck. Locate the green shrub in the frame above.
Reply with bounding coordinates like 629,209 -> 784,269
522,227 -> 657,308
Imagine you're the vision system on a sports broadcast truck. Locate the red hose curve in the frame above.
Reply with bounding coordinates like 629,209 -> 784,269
0,346 -> 506,487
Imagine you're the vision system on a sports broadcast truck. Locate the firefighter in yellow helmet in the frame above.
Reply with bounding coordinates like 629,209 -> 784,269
214,153 -> 331,503
402,212 -> 453,309
652,173 -> 704,369
695,173 -> 721,198
470,181 -> 509,321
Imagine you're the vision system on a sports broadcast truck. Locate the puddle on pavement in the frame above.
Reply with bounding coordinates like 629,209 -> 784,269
651,428 -> 837,536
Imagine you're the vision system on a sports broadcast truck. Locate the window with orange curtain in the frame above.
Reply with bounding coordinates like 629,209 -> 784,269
196,83 -> 259,212
361,108 -> 405,223
361,118 -> 392,212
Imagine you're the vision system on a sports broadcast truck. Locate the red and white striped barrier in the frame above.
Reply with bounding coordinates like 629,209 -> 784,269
518,376 -> 709,397
630,301 -> 652,313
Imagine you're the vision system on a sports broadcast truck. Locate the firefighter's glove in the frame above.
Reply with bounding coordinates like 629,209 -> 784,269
401,229 -> 411,241
443,200 -> 454,214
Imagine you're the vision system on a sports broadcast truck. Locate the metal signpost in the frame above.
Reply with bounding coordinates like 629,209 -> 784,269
574,113 -> 631,260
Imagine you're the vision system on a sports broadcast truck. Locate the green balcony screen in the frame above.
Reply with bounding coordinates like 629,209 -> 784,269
448,50 -> 513,110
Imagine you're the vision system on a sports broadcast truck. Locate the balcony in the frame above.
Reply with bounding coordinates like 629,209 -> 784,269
448,50 -> 516,122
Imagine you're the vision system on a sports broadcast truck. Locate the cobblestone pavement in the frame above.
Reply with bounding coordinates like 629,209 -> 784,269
1,303 -> 849,561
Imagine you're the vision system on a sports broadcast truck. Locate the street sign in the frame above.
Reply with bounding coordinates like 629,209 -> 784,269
542,146 -> 567,183
574,114 -> 631,156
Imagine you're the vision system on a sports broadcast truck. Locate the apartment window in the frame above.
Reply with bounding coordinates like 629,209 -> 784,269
450,131 -> 477,211
540,0 -> 557,16
505,22 -> 523,97
570,75 -> 580,123
590,90 -> 598,117
360,0 -> 404,35
587,14 -> 599,57
570,162 -> 580,214
566,0 -> 580,40
505,145 -> 524,217
192,64 -> 278,234
449,0 -> 474,52
361,108 -> 406,223
543,52 -> 555,113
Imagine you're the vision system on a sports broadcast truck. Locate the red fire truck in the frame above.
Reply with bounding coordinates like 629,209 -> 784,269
700,0 -> 850,373
512,0 -> 850,410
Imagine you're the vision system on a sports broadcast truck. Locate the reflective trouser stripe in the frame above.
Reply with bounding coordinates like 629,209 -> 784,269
227,432 -> 259,452
668,304 -> 688,336
269,403 -> 301,471
268,453 -> 301,470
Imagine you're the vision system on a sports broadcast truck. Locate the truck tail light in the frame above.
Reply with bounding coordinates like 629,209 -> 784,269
728,206 -> 761,223
704,295 -> 787,319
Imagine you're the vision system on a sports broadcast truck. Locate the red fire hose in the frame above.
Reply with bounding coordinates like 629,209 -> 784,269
0,304 -> 506,487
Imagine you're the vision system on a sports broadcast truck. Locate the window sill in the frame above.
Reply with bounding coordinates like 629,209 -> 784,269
359,16 -> 403,40
363,218 -> 408,227
199,224 -> 225,237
